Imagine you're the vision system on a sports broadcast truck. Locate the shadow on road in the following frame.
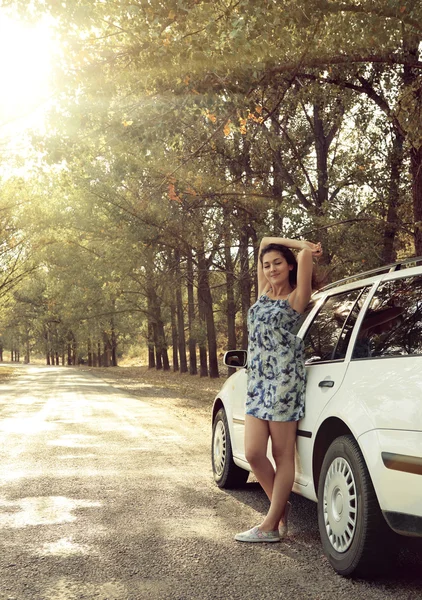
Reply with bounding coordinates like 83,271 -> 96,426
221,480 -> 422,586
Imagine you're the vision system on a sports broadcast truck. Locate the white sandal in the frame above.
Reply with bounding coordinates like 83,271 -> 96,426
235,526 -> 280,543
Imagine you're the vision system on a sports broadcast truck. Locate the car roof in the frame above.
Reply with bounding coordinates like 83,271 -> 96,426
316,255 -> 422,294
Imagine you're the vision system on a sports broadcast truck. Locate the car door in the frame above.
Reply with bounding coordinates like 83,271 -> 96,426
345,273 -> 422,433
295,286 -> 372,491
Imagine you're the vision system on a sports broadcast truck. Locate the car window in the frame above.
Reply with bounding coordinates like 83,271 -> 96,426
352,275 -> 422,359
303,288 -> 366,363
333,287 -> 370,359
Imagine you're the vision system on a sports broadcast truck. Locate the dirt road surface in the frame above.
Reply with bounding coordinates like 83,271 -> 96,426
0,365 -> 420,600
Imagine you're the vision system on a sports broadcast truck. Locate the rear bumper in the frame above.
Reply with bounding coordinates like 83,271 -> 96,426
383,511 -> 422,537
358,429 -> 422,536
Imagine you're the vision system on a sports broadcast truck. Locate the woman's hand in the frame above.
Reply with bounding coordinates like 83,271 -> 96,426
300,241 -> 323,257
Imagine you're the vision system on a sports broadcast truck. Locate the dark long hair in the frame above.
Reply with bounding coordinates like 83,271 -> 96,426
259,243 -> 298,287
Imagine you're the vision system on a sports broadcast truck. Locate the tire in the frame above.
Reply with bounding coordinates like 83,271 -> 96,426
211,408 -> 249,489
317,435 -> 395,577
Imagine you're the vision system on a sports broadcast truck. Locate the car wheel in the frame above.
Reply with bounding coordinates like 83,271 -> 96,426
212,408 -> 248,488
317,435 -> 395,577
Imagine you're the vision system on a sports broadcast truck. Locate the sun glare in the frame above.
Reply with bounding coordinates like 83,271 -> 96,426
0,13 -> 56,136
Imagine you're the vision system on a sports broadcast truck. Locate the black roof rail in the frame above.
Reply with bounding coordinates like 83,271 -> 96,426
318,255 -> 422,292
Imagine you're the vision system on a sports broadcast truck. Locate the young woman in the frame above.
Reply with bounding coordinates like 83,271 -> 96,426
235,237 -> 322,543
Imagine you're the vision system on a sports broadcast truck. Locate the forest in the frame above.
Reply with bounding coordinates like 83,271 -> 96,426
0,0 -> 421,377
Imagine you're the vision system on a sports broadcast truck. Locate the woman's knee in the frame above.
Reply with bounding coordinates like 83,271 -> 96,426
245,446 -> 267,467
272,451 -> 295,468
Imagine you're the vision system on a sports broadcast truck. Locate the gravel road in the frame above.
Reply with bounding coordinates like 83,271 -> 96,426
0,365 -> 420,600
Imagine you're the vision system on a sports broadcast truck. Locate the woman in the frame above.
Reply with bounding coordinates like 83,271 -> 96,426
235,236 -> 322,543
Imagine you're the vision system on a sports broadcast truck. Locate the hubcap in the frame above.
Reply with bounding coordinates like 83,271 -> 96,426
323,457 -> 357,553
213,420 -> 226,477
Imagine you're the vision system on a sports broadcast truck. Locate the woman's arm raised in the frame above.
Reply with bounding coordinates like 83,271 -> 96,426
257,237 -> 321,312
289,248 -> 314,314
257,237 -> 310,296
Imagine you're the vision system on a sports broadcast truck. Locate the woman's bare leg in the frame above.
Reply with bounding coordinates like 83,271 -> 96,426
260,420 -> 297,531
244,416 -> 297,532
244,415 -> 274,499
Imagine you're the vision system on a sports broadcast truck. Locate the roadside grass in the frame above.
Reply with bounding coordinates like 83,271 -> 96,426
0,366 -> 17,382
78,364 -> 228,414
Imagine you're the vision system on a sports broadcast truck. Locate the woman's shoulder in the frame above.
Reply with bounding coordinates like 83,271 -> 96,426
258,282 -> 271,297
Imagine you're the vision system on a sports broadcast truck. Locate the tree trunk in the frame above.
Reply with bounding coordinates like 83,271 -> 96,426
402,30 -> 422,255
224,210 -> 237,377
239,226 -> 251,350
45,329 -> 50,365
110,321 -> 118,367
174,248 -> 188,373
382,130 -> 404,264
197,242 -> 219,378
103,333 -> 110,367
196,271 -> 208,378
147,284 -> 168,370
171,302 -> 179,372
411,145 -> 422,256
153,320 -> 163,370
88,338 -> 93,367
67,343 -> 72,365
158,320 -> 170,371
97,341 -> 102,367
149,286 -> 169,371
148,321 -> 155,369
250,226 -> 259,301
186,248 -> 197,375
313,103 -> 330,212
271,118 -> 285,232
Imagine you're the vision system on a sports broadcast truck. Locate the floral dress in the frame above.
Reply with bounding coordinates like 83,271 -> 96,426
246,294 -> 306,422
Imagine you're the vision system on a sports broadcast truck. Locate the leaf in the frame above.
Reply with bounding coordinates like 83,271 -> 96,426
205,110 -> 217,123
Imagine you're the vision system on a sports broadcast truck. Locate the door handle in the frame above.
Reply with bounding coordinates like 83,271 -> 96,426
319,379 -> 335,388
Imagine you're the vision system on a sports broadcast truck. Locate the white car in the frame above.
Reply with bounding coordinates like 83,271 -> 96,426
211,256 -> 422,576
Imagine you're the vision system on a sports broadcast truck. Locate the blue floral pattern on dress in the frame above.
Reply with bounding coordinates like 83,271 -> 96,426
246,295 -> 306,422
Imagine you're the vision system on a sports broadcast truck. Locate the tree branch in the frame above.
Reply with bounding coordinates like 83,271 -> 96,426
321,1 -> 422,33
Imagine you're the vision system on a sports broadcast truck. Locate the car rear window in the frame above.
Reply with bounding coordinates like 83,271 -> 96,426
352,275 -> 422,359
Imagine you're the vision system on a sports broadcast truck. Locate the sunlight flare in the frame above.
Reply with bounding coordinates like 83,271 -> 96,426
0,13 -> 56,132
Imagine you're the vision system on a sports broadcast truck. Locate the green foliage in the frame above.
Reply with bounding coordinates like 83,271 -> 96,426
1,0 -> 421,365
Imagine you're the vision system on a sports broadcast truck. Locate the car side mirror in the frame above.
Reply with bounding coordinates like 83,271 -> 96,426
224,350 -> 248,368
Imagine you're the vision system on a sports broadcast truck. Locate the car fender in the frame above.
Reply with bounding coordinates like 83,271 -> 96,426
212,368 -> 249,462
309,386 -> 377,498
212,371 -> 241,437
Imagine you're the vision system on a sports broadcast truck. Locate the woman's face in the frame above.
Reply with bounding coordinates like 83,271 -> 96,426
262,251 -> 293,285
